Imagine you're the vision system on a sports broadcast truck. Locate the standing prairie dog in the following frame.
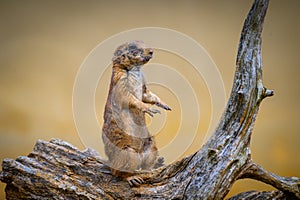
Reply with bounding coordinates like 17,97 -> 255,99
102,40 -> 171,186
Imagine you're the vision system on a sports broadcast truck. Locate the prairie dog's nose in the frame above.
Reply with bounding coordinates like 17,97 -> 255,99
148,49 -> 153,55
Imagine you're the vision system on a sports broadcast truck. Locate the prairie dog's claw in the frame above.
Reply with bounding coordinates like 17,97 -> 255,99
162,104 -> 171,111
150,108 -> 161,114
145,108 -> 161,117
156,102 -> 172,111
127,176 -> 144,187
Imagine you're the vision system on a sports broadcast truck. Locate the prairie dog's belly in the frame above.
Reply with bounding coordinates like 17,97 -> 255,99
113,70 -> 148,138
120,109 -> 148,138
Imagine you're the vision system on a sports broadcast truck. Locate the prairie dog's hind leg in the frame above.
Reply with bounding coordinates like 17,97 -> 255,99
109,146 -> 141,175
140,138 -> 160,170
107,146 -> 148,187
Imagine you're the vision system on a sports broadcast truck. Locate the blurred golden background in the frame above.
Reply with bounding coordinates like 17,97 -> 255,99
0,0 -> 299,198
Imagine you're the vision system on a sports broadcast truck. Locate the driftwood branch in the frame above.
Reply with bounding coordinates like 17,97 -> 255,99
228,190 -> 297,200
1,0 -> 299,199
238,160 -> 300,197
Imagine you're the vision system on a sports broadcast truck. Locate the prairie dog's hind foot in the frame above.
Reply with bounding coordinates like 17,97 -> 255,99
127,175 -> 145,187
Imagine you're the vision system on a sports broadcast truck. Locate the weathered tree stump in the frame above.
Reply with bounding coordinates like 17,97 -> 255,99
1,0 -> 299,199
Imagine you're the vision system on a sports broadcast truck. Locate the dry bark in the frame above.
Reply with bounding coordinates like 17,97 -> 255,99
1,0 -> 299,199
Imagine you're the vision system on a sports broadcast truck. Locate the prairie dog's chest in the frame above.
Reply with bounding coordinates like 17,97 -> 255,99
127,70 -> 143,99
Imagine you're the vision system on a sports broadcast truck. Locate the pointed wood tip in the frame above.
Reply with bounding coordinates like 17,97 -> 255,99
263,89 -> 274,98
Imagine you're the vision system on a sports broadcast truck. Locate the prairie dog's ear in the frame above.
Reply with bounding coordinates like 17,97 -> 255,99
112,48 -> 123,62
115,50 -> 122,57
112,55 -> 120,63
112,43 -> 129,63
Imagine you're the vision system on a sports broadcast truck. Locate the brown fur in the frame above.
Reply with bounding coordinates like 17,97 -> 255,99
102,41 -> 171,186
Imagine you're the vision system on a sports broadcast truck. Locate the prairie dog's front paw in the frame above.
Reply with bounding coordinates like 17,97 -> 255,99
156,102 -> 172,111
141,105 -> 161,117
145,108 -> 161,117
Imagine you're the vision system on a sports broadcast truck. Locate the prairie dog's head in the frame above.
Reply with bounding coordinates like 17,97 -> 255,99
112,41 -> 153,70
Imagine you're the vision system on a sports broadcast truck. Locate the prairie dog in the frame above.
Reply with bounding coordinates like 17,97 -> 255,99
102,41 -> 171,186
